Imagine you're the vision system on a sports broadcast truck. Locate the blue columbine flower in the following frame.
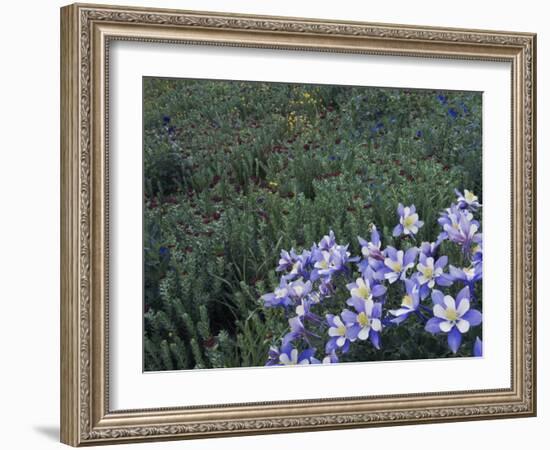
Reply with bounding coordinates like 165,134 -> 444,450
357,226 -> 386,276
448,264 -> 482,292
380,246 -> 418,284
346,276 -> 386,303
389,278 -> 421,324
318,230 -> 337,251
443,214 -> 481,256
162,115 -> 171,124
358,225 -> 384,262
437,94 -> 447,104
438,204 -> 474,240
276,248 -> 312,281
341,297 -> 382,349
311,242 -> 355,281
326,314 -> 357,353
276,249 -> 296,272
261,279 -> 292,308
393,204 -> 424,237
282,316 -> 309,345
419,236 -> 444,258
288,278 -> 312,300
455,188 -> 481,211
425,287 -> 482,353
268,343 -> 320,366
416,254 -> 453,299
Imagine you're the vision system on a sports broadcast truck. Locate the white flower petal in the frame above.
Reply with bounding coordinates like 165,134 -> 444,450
371,319 -> 382,331
328,327 -> 340,337
456,298 -> 470,317
439,321 -> 453,332
456,319 -> 470,333
358,327 -> 370,340
433,304 -> 447,319
443,295 -> 456,310
279,354 -> 291,365
336,336 -> 346,347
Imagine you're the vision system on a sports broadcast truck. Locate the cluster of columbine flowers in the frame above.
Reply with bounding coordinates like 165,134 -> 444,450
261,189 -> 483,366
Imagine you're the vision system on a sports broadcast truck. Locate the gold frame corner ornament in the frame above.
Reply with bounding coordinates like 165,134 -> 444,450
60,2 -> 536,446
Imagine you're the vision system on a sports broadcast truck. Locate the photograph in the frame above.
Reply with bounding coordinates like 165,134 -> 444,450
57,3 -> 537,445
142,78 -> 483,371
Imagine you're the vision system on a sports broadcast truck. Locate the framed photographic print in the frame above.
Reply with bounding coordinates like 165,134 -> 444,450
60,3 -> 537,446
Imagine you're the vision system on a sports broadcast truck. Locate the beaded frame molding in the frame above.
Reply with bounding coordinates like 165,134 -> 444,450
60,3 -> 536,446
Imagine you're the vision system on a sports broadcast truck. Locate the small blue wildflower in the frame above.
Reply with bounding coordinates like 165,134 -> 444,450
448,108 -> 459,119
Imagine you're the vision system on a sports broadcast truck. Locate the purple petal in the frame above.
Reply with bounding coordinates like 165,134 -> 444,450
348,296 -> 366,313
325,338 -> 337,353
436,273 -> 454,287
372,302 -> 382,318
372,284 -> 387,297
397,203 -> 405,217
425,317 -> 443,334
435,255 -> 448,269
404,247 -> 419,266
299,348 -> 316,362
419,283 -> 430,300
371,228 -> 381,246
369,330 -> 381,349
448,327 -> 462,353
462,309 -> 482,326
341,309 -> 357,324
392,224 -> 403,237
347,324 -> 361,340
473,337 -> 483,357
341,339 -> 351,353
449,265 -> 465,281
456,285 -> 470,303
385,246 -> 397,259
431,289 -> 445,306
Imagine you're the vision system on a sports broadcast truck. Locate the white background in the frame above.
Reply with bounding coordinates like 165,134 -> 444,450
110,42 -> 511,409
0,0 -> 546,449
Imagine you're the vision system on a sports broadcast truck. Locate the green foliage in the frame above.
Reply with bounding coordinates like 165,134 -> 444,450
143,78 -> 482,370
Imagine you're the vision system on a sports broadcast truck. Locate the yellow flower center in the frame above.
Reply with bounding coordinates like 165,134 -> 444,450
390,261 -> 402,272
445,309 -> 458,321
357,312 -> 369,327
423,267 -> 433,278
337,325 -> 347,336
319,260 -> 329,269
402,295 -> 413,307
404,215 -> 415,228
465,190 -> 477,202
357,285 -> 370,299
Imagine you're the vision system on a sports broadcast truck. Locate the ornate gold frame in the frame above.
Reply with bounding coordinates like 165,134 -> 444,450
60,2 -> 537,446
